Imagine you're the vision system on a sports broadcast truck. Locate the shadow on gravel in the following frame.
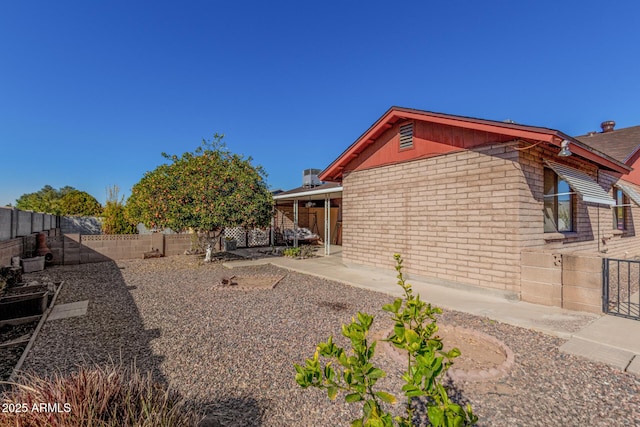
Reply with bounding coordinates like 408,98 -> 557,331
408,379 -> 475,427
196,396 -> 264,427
17,261 -> 166,385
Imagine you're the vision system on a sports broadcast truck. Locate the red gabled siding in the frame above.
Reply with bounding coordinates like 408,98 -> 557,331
623,150 -> 640,186
343,120 -> 515,174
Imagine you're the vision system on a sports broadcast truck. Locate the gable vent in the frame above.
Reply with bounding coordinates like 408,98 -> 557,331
399,123 -> 413,149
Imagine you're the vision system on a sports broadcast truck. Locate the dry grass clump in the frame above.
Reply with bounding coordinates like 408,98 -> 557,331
0,362 -> 201,427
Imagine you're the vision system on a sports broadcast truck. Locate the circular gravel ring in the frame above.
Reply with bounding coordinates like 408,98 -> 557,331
374,324 -> 515,382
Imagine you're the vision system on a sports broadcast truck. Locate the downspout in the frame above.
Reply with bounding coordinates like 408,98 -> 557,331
597,169 -> 601,253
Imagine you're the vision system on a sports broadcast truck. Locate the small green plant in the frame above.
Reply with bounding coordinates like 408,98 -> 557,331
283,247 -> 301,258
0,362 -> 201,426
282,245 -> 316,259
294,254 -> 477,427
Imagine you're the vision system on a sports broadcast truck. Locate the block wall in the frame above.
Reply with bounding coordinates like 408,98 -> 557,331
562,254 -> 603,313
164,234 -> 193,256
520,251 -> 563,307
0,207 -> 58,241
342,142 -> 525,293
0,239 -> 23,267
0,234 -> 38,266
521,250 -> 603,314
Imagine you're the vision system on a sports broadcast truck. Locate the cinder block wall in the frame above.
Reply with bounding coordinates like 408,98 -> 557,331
562,254 -> 603,313
0,239 -> 24,266
342,142 -> 524,293
520,251 -> 563,307
521,250 -> 603,313
165,234 -> 193,256
46,233 -> 195,265
71,235 -> 153,263
0,207 -> 58,242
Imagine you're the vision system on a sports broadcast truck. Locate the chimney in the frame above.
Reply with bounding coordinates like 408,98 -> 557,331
601,121 -> 616,133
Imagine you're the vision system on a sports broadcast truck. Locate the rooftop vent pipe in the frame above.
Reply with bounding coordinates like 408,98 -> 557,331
601,121 -> 616,133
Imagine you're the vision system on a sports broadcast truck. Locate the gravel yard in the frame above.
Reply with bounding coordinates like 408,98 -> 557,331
15,256 -> 640,426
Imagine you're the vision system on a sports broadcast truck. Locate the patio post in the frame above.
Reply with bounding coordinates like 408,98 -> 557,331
324,194 -> 330,255
293,199 -> 299,248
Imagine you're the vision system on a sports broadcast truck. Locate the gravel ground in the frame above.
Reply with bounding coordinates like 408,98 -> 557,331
14,256 -> 640,426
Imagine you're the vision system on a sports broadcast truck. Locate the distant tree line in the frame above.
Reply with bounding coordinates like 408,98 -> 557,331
16,185 -> 102,216
13,134 -> 273,240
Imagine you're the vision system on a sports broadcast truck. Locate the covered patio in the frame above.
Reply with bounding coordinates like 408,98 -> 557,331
272,182 -> 342,255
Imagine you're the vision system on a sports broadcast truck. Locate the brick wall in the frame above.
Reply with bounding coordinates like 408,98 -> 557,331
342,142 -> 524,293
342,140 -> 640,299
517,145 -> 640,257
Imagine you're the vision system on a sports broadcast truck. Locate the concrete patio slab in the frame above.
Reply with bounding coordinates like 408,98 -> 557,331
626,355 -> 640,375
572,314 -> 640,354
559,337 -> 635,371
47,300 -> 89,321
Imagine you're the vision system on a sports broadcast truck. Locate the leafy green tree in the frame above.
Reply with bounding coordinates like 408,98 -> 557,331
16,185 -> 79,214
59,190 -> 103,216
102,185 -> 137,234
126,135 -> 273,239
295,255 -> 477,427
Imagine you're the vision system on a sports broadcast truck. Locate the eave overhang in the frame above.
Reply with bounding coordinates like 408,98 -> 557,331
319,107 -> 631,182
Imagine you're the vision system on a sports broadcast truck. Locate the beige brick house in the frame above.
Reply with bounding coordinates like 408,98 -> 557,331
318,107 -> 640,312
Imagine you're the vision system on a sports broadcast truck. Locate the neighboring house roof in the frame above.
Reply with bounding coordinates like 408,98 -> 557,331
575,126 -> 640,164
319,106 -> 630,182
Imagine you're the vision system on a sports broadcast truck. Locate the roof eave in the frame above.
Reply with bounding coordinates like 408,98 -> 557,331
320,107 -> 631,181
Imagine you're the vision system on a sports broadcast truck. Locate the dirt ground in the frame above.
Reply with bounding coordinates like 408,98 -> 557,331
375,323 -> 508,375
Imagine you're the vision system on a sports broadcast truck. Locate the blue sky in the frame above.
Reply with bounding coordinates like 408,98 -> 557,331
1,1 -> 639,206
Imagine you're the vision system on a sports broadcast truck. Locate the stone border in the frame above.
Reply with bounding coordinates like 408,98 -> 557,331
374,324 -> 515,382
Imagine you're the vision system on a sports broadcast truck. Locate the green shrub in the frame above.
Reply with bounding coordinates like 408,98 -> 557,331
102,185 -> 137,235
0,362 -> 201,427
283,247 -> 301,258
283,246 -> 317,259
294,254 -> 477,427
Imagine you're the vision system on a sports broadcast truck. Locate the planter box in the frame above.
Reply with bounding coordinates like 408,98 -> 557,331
22,257 -> 45,273
0,291 -> 49,320
223,240 -> 237,251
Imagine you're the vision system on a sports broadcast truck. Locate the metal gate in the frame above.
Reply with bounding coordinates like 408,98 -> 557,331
603,258 -> 640,320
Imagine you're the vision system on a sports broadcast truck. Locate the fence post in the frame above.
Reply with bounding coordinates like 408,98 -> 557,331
11,207 -> 17,239
602,258 -> 608,314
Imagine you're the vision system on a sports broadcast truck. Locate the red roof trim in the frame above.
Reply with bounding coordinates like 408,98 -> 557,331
319,107 -> 630,181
